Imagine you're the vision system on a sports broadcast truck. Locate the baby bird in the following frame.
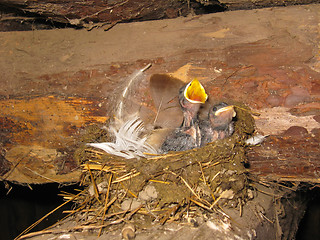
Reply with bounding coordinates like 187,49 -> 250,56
161,79 -> 208,153
200,102 -> 236,146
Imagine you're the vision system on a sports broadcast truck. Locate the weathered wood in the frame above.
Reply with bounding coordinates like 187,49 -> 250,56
0,96 -> 107,183
247,134 -> 320,183
0,4 -> 319,184
1,0 -> 319,29
1,0 -> 191,28
219,0 -> 320,10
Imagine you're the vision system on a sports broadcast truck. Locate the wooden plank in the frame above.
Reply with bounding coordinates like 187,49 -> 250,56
2,0 -> 320,29
0,96 -> 107,183
0,96 -> 107,148
1,0 -> 190,28
247,134 -> 320,183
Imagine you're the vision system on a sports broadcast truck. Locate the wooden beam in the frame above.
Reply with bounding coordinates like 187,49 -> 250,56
2,0 -> 319,29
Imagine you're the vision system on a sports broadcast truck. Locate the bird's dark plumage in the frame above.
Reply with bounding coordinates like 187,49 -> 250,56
160,127 -> 199,152
200,102 -> 236,146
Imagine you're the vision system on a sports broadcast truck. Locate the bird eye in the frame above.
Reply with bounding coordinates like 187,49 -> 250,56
212,106 -> 218,112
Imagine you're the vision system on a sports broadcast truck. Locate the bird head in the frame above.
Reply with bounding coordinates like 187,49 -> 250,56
183,78 -> 208,104
179,78 -> 208,109
209,103 -> 236,129
179,79 -> 208,127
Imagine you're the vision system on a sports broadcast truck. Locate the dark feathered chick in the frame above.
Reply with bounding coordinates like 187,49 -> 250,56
200,102 -> 236,146
161,79 -> 207,153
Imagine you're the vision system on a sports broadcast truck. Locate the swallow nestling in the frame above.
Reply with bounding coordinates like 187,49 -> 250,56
160,79 -> 208,153
199,102 -> 236,146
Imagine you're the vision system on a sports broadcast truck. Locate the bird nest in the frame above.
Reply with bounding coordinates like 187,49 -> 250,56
62,104 -> 256,236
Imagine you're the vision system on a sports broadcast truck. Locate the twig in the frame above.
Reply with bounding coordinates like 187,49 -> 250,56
170,171 -> 202,202
18,206 -> 126,240
159,202 -> 181,225
260,212 -> 274,224
221,65 -> 254,90
87,163 -> 101,203
24,166 -> 60,183
99,174 -> 113,236
148,152 -> 184,160
16,189 -> 86,240
198,162 -> 216,201
113,171 -> 140,183
65,0 -> 129,27
209,192 -> 225,209
17,229 -> 69,240
202,161 -> 220,168
149,179 -> 171,184
189,198 -> 212,212
2,154 -> 25,181
81,163 -> 120,173
63,209 -> 98,214
210,171 -> 221,183
255,186 -> 283,198
167,205 -> 188,223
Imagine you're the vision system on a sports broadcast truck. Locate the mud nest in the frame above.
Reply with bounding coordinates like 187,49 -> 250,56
66,104 -> 256,235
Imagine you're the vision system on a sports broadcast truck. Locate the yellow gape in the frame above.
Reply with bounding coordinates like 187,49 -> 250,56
184,78 -> 208,104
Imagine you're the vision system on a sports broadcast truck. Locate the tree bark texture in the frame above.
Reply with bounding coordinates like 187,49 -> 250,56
1,0 -> 320,28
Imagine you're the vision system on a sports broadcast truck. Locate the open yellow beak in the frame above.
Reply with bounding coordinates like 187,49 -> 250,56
184,78 -> 208,104
215,105 -> 236,117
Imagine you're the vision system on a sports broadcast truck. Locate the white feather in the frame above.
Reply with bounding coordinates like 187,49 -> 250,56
88,64 -> 155,159
245,134 -> 268,145
87,116 -> 157,159
116,63 -> 151,120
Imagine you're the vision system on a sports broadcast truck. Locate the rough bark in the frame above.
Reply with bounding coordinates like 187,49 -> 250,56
1,0 -> 192,29
1,0 -> 319,29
